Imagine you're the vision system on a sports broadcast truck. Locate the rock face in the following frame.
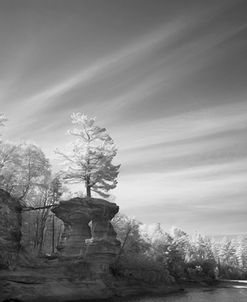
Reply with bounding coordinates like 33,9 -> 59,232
0,196 -> 121,301
52,197 -> 121,272
0,258 -> 115,302
0,194 -> 177,301
0,189 -> 22,269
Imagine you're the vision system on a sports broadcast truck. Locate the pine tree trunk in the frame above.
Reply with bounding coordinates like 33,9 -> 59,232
86,176 -> 91,197
86,185 -> 91,198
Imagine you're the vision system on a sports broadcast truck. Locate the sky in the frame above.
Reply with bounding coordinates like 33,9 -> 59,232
0,0 -> 247,235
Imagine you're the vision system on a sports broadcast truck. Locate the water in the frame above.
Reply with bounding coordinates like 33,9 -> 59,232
116,282 -> 247,302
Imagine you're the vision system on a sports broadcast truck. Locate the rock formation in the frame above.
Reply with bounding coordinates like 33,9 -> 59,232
0,195 -> 122,301
0,192 -> 178,301
52,197 -> 121,272
0,189 -> 22,269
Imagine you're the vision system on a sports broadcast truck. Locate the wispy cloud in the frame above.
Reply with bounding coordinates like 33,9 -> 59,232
117,160 -> 247,234
9,21 -> 183,113
6,3 -> 244,130
1,0 -> 247,235
114,100 -> 247,234
115,101 -> 247,153
117,158 -> 247,205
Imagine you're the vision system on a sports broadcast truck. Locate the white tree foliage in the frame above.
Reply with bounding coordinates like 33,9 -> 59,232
56,113 -> 120,198
0,142 -> 51,203
0,142 -> 20,193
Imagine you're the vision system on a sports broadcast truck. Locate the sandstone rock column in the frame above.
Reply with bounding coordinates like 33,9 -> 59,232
52,197 -> 121,262
84,219 -> 121,272
84,201 -> 121,273
52,199 -> 92,256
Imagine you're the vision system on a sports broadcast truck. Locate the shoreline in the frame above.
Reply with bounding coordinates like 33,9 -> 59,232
1,269 -> 247,302
108,278 -> 247,301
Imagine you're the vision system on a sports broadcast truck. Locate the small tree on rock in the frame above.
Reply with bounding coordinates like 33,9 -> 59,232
56,113 -> 120,198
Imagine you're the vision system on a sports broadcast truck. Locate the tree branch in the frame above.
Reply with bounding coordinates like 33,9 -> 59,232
22,204 -> 58,211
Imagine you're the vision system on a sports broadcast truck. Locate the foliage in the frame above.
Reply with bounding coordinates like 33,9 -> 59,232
213,236 -> 247,279
0,142 -> 51,204
56,113 -> 120,198
0,142 -> 20,193
113,218 -> 247,282
21,175 -> 64,255
112,213 -> 150,255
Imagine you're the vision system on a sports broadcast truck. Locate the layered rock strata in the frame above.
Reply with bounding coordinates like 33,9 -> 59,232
51,197 -> 121,272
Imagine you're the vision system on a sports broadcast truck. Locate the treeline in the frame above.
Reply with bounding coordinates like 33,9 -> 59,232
112,214 -> 247,281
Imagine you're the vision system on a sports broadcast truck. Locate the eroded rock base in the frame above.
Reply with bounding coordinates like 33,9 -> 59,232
0,256 -> 114,302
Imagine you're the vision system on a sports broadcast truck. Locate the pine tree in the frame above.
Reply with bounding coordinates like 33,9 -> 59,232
56,113 -> 120,198
236,235 -> 247,270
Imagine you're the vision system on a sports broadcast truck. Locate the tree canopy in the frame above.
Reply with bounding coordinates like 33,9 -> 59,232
56,113 -> 120,198
0,142 -> 51,204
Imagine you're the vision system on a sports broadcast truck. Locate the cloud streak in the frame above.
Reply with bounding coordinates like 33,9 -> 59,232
1,0 -> 247,235
12,21 -> 183,114
116,101 -> 247,153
